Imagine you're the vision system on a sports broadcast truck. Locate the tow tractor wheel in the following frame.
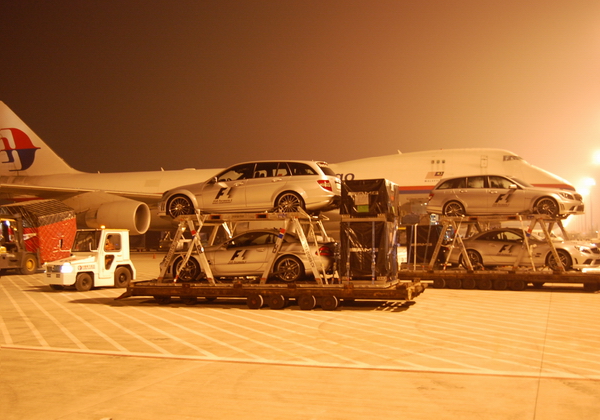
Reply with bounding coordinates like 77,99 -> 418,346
75,273 -> 93,292
297,294 -> 317,310
114,267 -> 132,288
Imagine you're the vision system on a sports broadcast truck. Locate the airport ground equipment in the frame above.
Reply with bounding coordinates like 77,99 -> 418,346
44,228 -> 136,291
0,199 -> 77,274
398,214 -> 600,292
119,208 -> 425,310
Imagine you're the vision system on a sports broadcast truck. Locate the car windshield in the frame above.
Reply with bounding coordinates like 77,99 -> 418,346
72,231 -> 101,251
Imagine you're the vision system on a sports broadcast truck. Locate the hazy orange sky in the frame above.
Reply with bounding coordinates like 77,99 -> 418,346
2,1 -> 600,192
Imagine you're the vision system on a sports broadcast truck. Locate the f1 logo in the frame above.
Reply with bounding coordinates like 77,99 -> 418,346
229,249 -> 247,263
215,187 -> 233,200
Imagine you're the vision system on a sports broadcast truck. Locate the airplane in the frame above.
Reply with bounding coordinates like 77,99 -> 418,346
0,101 -> 576,235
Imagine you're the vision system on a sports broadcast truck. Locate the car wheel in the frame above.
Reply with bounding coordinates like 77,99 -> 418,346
546,249 -> 572,271
273,255 -> 304,282
173,257 -> 201,281
167,195 -> 195,218
275,192 -> 305,212
534,197 -> 559,217
114,267 -> 131,288
442,201 -> 465,217
459,250 -> 484,270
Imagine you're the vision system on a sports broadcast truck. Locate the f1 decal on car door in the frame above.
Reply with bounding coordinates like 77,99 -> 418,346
213,187 -> 233,204
229,249 -> 247,264
498,244 -> 514,255
493,189 -> 516,207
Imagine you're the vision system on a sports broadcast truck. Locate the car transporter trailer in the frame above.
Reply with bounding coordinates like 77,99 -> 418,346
118,211 -> 426,310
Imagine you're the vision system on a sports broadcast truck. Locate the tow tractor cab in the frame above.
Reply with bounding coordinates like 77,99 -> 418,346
44,228 -> 136,291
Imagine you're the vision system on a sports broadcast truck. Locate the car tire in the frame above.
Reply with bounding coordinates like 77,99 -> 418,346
442,201 -> 466,217
546,249 -> 572,271
273,255 -> 304,282
459,250 -> 484,270
533,197 -> 559,217
274,192 -> 305,212
167,195 -> 195,218
173,257 -> 202,281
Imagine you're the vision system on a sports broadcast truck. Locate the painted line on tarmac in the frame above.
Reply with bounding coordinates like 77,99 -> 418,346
3,344 -> 600,382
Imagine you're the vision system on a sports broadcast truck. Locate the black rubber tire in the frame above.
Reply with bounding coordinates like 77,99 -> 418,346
75,273 -> 93,292
321,295 -> 339,311
247,294 -> 264,309
154,296 -> 172,305
546,249 -> 572,271
432,278 -> 446,288
267,294 -> 287,310
534,197 -> 559,217
167,195 -> 195,218
462,278 -> 477,289
446,278 -> 462,289
114,267 -> 131,288
442,201 -> 466,217
20,253 -> 38,275
173,257 -> 202,282
273,255 -> 304,282
460,250 -> 484,270
297,294 -> 317,310
275,192 -> 305,212
509,279 -> 526,291
478,278 -> 493,290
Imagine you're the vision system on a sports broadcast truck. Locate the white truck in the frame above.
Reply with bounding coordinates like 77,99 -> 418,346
44,228 -> 136,291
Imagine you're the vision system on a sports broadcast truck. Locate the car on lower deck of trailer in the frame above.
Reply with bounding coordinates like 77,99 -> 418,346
446,228 -> 600,271
165,229 -> 337,282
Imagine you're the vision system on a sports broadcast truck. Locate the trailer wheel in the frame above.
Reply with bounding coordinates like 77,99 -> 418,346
531,282 -> 544,289
180,296 -> 198,305
20,253 -> 38,275
75,273 -> 93,292
114,267 -> 131,288
267,294 -> 287,310
298,294 -> 317,310
509,279 -> 526,291
247,294 -> 264,309
478,278 -> 492,290
154,296 -> 172,305
321,295 -> 339,311
462,278 -> 477,289
273,255 -> 304,282
583,282 -> 599,292
432,278 -> 446,288
493,278 -> 507,290
446,278 -> 462,289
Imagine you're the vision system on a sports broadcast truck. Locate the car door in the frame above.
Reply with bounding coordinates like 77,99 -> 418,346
450,176 -> 487,213
473,230 -> 523,265
487,176 -> 527,213
208,231 -> 276,276
199,163 -> 253,211
242,162 -> 289,210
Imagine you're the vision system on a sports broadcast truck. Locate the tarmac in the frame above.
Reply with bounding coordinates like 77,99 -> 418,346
1,252 -> 600,420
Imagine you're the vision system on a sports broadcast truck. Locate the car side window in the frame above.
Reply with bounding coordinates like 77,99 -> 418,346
466,176 -> 486,188
439,177 -> 466,189
288,162 -> 317,176
489,176 -> 513,189
253,162 -> 279,178
216,163 -> 256,181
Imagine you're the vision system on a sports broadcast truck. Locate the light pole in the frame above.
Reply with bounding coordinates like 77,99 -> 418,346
584,177 -> 596,237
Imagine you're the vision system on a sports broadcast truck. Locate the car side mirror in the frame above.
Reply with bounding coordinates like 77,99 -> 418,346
208,177 -> 218,184
509,184 -> 518,189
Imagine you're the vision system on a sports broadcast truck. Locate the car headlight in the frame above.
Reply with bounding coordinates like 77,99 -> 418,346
61,263 -> 74,274
574,245 -> 592,254
559,192 -> 574,200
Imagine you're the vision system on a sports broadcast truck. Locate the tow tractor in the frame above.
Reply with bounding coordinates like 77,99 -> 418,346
44,228 -> 136,291
118,210 -> 425,310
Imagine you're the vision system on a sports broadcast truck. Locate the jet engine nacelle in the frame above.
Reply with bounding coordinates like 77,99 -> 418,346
84,199 -> 151,235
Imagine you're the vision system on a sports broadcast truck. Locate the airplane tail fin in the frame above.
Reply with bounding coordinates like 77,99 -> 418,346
0,101 -> 80,176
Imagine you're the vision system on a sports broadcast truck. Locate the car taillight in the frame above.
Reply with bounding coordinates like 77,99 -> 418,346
317,179 -> 333,192
317,245 -> 333,256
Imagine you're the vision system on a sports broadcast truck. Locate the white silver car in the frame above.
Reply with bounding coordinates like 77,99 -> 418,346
427,175 -> 584,217
447,228 -> 600,271
169,229 -> 337,282
159,160 -> 341,218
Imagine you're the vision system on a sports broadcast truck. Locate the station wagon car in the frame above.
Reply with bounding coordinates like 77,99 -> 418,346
168,229 -> 337,282
426,175 -> 584,217
447,228 -> 600,271
159,160 -> 341,218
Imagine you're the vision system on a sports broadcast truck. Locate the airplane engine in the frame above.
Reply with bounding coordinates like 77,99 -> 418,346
85,199 -> 151,235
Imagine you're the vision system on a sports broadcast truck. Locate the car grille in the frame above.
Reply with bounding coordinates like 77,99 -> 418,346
46,265 -> 61,273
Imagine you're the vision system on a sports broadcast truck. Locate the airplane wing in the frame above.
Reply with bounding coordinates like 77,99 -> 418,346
0,183 -> 162,204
